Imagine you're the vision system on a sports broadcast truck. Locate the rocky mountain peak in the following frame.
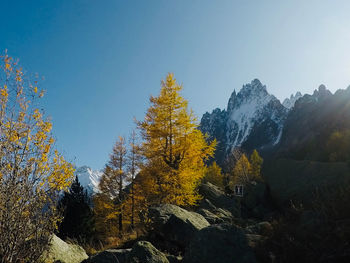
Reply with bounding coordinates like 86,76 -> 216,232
75,166 -> 103,194
241,79 -> 268,94
293,85 -> 332,109
227,90 -> 237,112
227,79 -> 272,112
282,91 -> 303,109
313,84 -> 332,99
200,79 -> 288,165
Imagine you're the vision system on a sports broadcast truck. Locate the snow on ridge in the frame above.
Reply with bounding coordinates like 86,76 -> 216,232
75,166 -> 103,194
273,128 -> 283,145
282,92 -> 302,109
226,79 -> 276,148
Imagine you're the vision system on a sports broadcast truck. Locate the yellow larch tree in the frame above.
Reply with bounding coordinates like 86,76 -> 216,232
98,136 -> 127,235
0,52 -> 74,262
203,161 -> 224,188
137,73 -> 216,206
126,130 -> 143,229
250,149 -> 263,179
231,153 -> 251,186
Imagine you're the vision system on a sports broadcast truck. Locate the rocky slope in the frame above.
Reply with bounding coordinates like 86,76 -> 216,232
275,84 -> 348,160
83,182 -> 272,263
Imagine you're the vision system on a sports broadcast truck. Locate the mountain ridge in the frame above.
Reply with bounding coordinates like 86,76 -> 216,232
200,79 -> 291,165
75,166 -> 103,194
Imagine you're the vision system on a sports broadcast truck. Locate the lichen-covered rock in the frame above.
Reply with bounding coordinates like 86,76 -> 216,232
83,249 -> 131,263
198,208 -> 233,224
127,241 -> 169,263
184,224 -> 257,263
148,204 -> 210,248
197,208 -> 223,224
198,183 -> 241,217
41,234 -> 88,263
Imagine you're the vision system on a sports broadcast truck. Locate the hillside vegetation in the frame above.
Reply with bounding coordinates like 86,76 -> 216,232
263,158 -> 350,206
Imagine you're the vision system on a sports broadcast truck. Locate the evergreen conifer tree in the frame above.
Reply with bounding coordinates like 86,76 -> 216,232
58,176 -> 95,242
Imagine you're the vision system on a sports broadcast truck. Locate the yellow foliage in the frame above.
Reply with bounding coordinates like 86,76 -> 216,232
93,193 -> 120,239
0,52 -> 75,262
203,162 -> 224,187
137,73 -> 216,207
250,149 -> 263,179
232,153 -> 251,185
229,149 -> 263,188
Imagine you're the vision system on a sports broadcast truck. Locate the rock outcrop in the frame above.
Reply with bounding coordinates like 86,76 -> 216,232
127,241 -> 169,263
198,182 -> 240,218
148,204 -> 210,249
41,234 -> 88,263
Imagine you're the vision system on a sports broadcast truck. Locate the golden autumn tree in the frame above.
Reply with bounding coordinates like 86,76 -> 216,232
125,130 -> 143,229
231,153 -> 251,186
93,190 -> 119,240
137,73 -> 216,206
0,53 -> 74,262
97,136 -> 127,236
203,162 -> 224,188
250,149 -> 263,179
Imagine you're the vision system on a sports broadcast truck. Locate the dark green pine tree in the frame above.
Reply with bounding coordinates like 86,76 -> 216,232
58,175 -> 95,242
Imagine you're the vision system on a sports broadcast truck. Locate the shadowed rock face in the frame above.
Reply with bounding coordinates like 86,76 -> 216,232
184,224 -> 257,263
263,158 -> 350,206
82,249 -> 131,263
148,204 -> 210,250
198,182 -> 241,218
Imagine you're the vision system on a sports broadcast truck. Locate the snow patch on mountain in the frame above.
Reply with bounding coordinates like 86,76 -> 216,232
199,79 -> 288,164
75,166 -> 103,194
282,92 -> 302,109
226,79 -> 286,148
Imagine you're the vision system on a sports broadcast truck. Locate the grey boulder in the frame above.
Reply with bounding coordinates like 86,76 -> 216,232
198,183 -> 241,217
148,204 -> 209,248
41,234 -> 88,263
127,241 -> 169,263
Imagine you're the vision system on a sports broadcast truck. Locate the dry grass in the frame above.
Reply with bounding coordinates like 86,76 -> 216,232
75,226 -> 147,256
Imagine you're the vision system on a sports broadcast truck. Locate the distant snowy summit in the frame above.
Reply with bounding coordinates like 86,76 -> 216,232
75,165 -> 103,194
225,79 -> 287,148
200,79 -> 302,164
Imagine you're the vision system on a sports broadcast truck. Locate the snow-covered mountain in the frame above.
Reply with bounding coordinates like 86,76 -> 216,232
75,166 -> 103,194
282,91 -> 302,109
200,79 -> 288,164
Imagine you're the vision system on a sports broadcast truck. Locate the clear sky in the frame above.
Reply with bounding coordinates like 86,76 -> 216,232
1,0 -> 350,170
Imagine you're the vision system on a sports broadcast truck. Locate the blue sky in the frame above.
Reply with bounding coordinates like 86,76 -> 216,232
1,0 -> 350,169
